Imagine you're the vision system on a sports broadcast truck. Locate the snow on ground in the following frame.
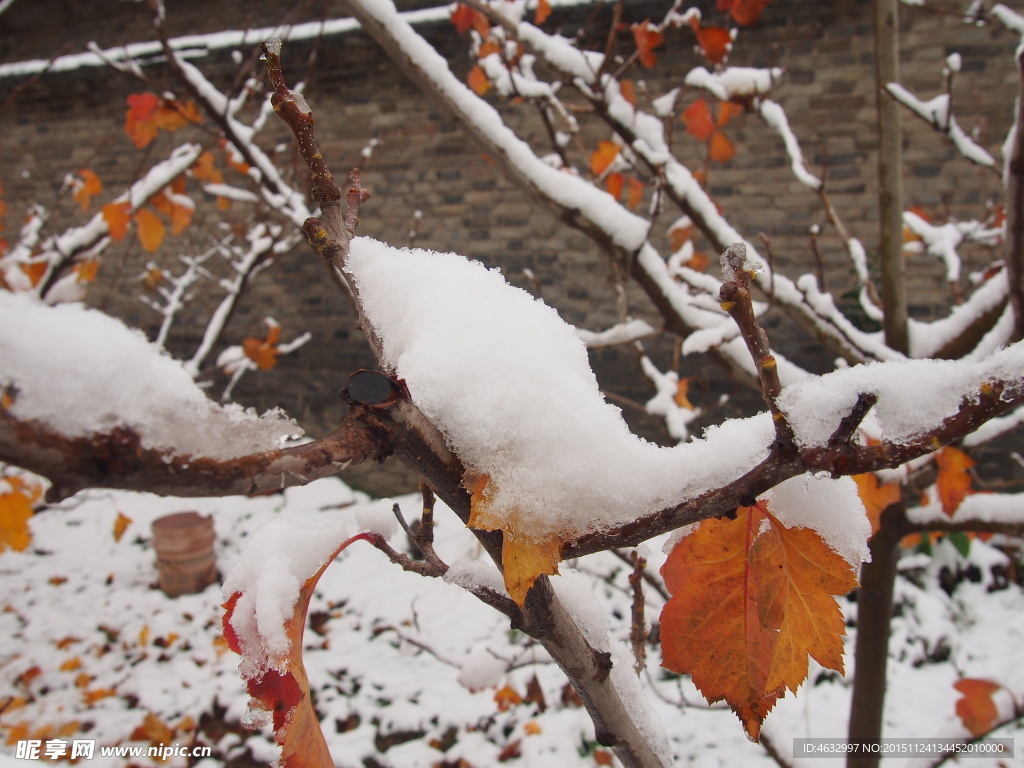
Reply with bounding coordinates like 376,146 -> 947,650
0,477 -> 1021,766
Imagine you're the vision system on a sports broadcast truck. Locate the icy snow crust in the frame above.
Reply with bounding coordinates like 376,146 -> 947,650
0,291 -> 300,459
348,237 -> 778,540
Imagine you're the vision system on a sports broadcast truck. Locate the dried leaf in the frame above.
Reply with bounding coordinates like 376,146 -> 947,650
74,258 -> 100,284
523,721 -> 542,735
112,512 -> 133,543
590,141 -> 620,177
125,92 -> 161,149
674,378 -> 695,410
73,169 -> 102,211
936,446 -> 974,517
59,658 -> 81,672
223,534 -> 372,768
134,208 -> 166,253
242,319 -> 283,371
620,79 -> 636,107
954,679 -> 1002,737
660,502 -> 857,741
102,201 -> 132,242
853,474 -> 901,535
605,172 -> 625,201
694,26 -> 733,65
631,20 -> 664,68
191,151 -> 224,185
131,712 -> 174,746
494,685 -> 522,711
138,624 -> 150,647
709,131 -> 736,163
626,177 -> 644,209
719,0 -> 772,26
669,223 -> 694,252
19,261 -> 48,288
534,0 -> 551,25
682,99 -> 715,142
478,39 -> 501,59
468,65 -> 491,97
467,474 -> 562,606
0,477 -> 40,553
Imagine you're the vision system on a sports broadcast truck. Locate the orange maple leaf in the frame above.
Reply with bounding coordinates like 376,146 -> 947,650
935,446 -> 974,517
102,201 -> 132,242
149,189 -> 193,235
853,473 -> 901,535
467,473 -> 562,606
660,502 -> 857,742
535,0 -> 551,25
74,258 -> 100,284
223,533 -> 374,767
954,679 -> 1002,737
620,79 -> 636,107
631,20 -> 664,69
709,131 -> 736,163
242,318 -> 283,371
468,65 -> 490,96
134,208 -> 166,253
191,151 -> 224,185
72,169 -> 102,211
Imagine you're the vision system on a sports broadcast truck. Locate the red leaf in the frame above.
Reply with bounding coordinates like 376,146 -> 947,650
694,26 -> 733,65
631,20 -> 664,69
125,92 -> 160,149
606,172 -> 625,201
726,0 -> 772,26
626,176 -> 644,209
452,4 -> 489,36
620,79 -> 636,107
682,99 -> 715,142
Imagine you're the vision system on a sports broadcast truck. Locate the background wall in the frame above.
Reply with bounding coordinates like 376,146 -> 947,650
1,0 -> 1018,493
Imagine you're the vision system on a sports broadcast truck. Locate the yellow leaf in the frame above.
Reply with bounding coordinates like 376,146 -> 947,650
0,477 -> 39,554
131,711 -> 174,745
138,624 -> 149,647
82,687 -> 116,705
59,657 -> 81,672
467,473 -> 561,606
113,512 -> 133,543
134,208 -> 165,253
524,720 -> 542,735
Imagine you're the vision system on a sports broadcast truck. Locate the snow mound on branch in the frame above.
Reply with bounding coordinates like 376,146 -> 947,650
776,344 -> 1024,448
0,291 -> 301,459
347,238 -> 777,541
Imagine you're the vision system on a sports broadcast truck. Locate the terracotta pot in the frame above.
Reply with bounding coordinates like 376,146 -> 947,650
151,512 -> 216,597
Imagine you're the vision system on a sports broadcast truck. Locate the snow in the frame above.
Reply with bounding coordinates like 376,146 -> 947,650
347,237 -> 778,543
2,476 -> 1022,767
886,83 -> 996,168
684,66 -> 781,102
776,343 -> 1024,448
0,291 -> 300,460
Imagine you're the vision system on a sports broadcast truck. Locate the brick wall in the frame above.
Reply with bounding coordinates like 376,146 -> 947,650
1,1 -> 1018,494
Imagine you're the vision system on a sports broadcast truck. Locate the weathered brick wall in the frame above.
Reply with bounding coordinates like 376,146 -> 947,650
1,1 -> 1019,494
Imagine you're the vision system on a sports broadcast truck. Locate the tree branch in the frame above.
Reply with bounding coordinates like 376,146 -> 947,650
0,407 -> 389,502
1004,48 -> 1024,341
